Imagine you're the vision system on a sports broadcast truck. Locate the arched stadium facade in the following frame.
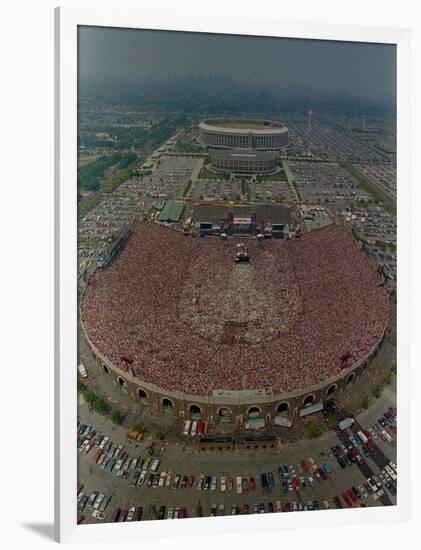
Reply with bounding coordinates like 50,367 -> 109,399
82,321 -> 385,426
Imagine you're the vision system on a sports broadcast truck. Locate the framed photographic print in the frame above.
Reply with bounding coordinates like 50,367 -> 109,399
55,5 -> 411,543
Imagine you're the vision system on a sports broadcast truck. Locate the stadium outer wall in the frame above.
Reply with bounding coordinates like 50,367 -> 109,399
80,316 -> 387,427
198,119 -> 289,150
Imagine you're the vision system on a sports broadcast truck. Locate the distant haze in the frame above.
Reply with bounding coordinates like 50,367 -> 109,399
78,26 -> 396,103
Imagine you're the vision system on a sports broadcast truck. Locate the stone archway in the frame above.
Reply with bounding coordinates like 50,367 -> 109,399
303,394 -> 315,406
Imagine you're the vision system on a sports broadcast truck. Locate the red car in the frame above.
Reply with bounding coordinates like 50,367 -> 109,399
317,467 -> 327,481
342,493 -> 353,508
180,508 -> 188,518
243,504 -> 250,514
292,477 -> 301,491
186,474 -> 195,489
119,510 -> 128,522
77,515 -> 85,524
367,442 -> 377,456
300,459 -> 309,473
351,449 -> 364,465
347,489 -> 357,503
249,478 -> 256,492
284,502 -> 291,512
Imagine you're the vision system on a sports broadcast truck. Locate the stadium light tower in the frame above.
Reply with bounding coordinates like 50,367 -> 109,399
307,110 -> 313,128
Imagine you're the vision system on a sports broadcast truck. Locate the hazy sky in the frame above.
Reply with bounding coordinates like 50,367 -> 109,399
78,26 -> 396,101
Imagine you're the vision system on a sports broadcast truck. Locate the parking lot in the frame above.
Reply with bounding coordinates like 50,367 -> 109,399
77,397 -> 397,524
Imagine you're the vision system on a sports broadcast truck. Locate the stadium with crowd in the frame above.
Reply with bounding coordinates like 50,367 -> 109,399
80,222 -> 390,426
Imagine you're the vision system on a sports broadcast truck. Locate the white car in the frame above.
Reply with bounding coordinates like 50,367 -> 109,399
211,476 -> 217,491
183,420 -> 191,436
91,510 -> 106,521
167,507 -> 174,519
191,421 -> 198,437
389,460 -> 397,472
159,471 -> 167,487
127,506 -> 136,521
382,429 -> 393,442
197,473 -> 205,491
93,494 -> 105,509
386,465 -> 397,480
236,476 -> 242,494
220,476 -> 226,492
99,436 -> 109,450
137,470 -> 147,486
150,459 -> 160,473
165,472 -> 172,487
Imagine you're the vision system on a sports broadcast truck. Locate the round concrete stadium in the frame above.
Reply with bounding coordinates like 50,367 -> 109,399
81,222 -> 390,427
198,118 -> 289,150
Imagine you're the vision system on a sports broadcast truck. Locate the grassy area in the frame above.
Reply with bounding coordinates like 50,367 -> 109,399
102,154 -> 142,194
198,166 -> 228,180
256,169 -> 288,182
102,168 -> 132,193
78,193 -> 103,218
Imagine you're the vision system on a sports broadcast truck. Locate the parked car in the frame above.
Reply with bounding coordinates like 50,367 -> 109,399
99,495 -> 111,512
111,508 -> 121,522
172,474 -> 181,489
300,459 -> 309,473
211,476 -> 218,491
196,473 -> 205,491
127,507 -> 136,521
236,476 -> 243,494
347,489 -> 357,503
342,493 -> 353,508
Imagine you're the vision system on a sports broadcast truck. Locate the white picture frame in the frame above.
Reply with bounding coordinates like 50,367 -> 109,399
55,5 -> 411,543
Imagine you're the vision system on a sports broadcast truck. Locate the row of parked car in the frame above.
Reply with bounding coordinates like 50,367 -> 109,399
183,419 -> 205,437
77,485 -> 113,523
322,408 -> 397,472
77,421 -> 160,479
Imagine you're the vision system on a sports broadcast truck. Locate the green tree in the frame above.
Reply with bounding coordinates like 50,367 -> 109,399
83,389 -> 97,405
307,420 -> 323,439
133,421 -> 145,433
155,430 -> 165,441
77,380 -> 86,392
372,385 -> 382,399
94,398 -> 111,415
384,371 -> 394,385
110,409 -> 124,425
361,396 -> 370,410
327,415 -> 338,430
390,362 -> 397,374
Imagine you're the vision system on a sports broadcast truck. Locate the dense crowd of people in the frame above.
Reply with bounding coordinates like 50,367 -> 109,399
81,222 -> 390,397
